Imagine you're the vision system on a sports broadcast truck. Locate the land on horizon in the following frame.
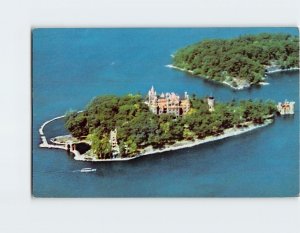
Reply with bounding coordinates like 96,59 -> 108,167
171,33 -> 299,90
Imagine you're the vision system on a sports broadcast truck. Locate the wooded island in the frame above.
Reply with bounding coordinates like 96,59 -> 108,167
172,33 -> 299,89
64,93 -> 277,159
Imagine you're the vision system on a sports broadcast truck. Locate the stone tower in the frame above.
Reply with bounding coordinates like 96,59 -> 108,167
148,86 -> 158,114
208,96 -> 215,112
148,86 -> 157,104
109,129 -> 120,157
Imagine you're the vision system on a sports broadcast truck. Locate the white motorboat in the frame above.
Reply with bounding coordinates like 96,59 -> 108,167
80,168 -> 96,172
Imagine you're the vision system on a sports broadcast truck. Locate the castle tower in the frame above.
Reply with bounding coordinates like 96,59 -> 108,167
148,86 -> 158,114
277,102 -> 283,114
184,91 -> 189,100
289,101 -> 295,114
181,91 -> 190,115
109,129 -> 120,157
208,96 -> 215,112
148,86 -> 157,104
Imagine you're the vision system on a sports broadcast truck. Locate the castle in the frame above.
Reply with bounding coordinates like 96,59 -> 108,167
108,88 -> 216,155
146,86 -> 191,116
277,100 -> 295,115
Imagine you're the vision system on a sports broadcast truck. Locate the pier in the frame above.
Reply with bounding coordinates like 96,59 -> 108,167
38,112 -> 85,160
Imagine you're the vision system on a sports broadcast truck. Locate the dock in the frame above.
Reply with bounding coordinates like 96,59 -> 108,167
38,112 -> 85,160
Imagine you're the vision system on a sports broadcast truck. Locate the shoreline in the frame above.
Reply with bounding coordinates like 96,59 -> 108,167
165,64 -> 250,90
265,67 -> 300,74
165,64 -> 194,74
139,120 -> 273,158
49,119 -> 273,162
166,64 -> 299,90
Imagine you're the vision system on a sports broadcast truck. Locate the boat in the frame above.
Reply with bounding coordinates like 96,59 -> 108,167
80,168 -> 96,172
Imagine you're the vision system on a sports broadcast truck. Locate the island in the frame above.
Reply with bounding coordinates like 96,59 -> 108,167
170,33 -> 299,89
43,86 -> 278,161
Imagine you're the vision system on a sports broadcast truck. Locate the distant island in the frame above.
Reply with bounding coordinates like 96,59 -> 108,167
50,87 -> 278,161
170,33 -> 299,89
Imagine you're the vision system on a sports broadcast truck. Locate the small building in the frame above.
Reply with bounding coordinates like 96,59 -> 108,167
277,100 -> 295,115
147,86 -> 190,116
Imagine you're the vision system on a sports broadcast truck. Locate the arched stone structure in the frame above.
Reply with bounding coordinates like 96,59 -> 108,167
66,140 -> 73,151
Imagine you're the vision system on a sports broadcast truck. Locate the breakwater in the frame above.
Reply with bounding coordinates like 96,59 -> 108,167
38,112 -> 84,159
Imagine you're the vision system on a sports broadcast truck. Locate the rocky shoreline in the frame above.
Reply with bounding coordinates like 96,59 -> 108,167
166,64 -> 252,90
50,119 -> 273,162
265,67 -> 300,74
166,64 -> 299,90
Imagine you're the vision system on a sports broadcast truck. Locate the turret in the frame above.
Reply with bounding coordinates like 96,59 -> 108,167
148,85 -> 157,104
109,129 -> 120,157
184,91 -> 189,100
289,102 -> 295,114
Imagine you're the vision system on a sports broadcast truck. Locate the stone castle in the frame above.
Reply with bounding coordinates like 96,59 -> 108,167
146,86 -> 191,116
108,87 -> 216,155
277,100 -> 295,115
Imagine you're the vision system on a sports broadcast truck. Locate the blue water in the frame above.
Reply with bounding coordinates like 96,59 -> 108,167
32,28 -> 299,197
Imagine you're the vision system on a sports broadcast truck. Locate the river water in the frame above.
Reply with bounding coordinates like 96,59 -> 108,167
32,28 -> 299,197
